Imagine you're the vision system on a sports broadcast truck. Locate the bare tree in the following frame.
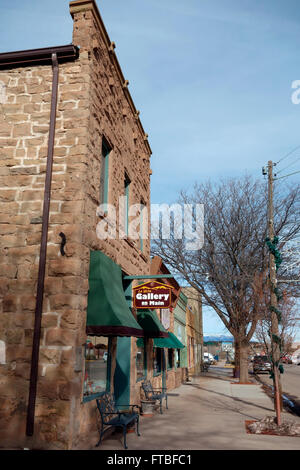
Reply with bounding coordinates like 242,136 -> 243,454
152,176 -> 300,383
255,290 -> 298,358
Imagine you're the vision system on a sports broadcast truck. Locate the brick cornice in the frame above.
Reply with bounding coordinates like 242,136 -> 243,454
69,0 -> 152,157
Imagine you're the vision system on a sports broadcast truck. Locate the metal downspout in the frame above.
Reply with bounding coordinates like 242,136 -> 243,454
26,53 -> 59,437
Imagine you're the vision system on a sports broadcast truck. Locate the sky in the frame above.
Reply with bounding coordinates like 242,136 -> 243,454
0,0 -> 299,338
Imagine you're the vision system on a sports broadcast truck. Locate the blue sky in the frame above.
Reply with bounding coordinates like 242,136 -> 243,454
0,0 -> 299,338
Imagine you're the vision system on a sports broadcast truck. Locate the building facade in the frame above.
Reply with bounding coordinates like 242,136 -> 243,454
0,0 -> 153,450
148,257 -> 185,393
173,291 -> 188,385
182,287 -> 203,376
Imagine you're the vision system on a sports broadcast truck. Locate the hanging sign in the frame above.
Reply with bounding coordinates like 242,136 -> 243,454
133,281 -> 172,309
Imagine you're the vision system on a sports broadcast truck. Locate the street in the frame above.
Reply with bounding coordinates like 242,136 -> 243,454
251,363 -> 300,409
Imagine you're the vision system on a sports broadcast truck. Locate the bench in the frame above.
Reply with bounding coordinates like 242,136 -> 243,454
96,392 -> 140,449
141,380 -> 168,414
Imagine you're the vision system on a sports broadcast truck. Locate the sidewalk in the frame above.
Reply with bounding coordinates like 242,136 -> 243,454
95,365 -> 300,451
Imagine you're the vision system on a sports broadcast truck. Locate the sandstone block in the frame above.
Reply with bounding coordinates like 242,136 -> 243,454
48,258 -> 83,277
46,328 -> 76,348
12,122 -> 31,137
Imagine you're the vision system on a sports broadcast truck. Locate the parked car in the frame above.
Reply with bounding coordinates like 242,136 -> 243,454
103,352 -> 108,362
203,352 -> 214,364
253,355 -> 272,374
281,354 -> 292,364
292,354 -> 300,365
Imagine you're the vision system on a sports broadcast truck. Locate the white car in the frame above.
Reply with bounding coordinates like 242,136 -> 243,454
203,353 -> 214,363
103,352 -> 108,362
291,354 -> 300,365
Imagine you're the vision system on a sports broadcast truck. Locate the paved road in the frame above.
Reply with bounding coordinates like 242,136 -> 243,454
251,364 -> 300,400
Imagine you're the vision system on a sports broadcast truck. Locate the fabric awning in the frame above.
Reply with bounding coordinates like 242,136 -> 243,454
137,309 -> 169,338
86,251 -> 143,337
153,332 -> 185,349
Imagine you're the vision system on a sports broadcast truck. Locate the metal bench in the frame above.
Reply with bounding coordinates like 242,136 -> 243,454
141,380 -> 168,414
96,392 -> 140,449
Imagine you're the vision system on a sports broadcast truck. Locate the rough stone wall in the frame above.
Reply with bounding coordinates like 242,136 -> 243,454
0,0 -> 151,451
0,55 -> 91,449
70,3 -> 151,447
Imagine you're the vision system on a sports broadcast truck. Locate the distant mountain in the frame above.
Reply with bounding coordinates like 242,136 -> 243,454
203,335 -> 234,343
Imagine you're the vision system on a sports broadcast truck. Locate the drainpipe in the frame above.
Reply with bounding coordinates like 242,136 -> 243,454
26,53 -> 59,437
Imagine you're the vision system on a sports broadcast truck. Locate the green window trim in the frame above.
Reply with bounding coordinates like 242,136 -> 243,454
100,138 -> 110,212
167,348 -> 174,370
140,201 -> 145,252
124,174 -> 130,237
83,391 -> 105,403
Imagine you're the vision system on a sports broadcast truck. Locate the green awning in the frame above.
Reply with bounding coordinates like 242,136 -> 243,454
137,309 -> 168,338
153,332 -> 185,349
86,251 -> 143,337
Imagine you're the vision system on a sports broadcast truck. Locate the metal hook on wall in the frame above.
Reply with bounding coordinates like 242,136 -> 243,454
59,232 -> 66,256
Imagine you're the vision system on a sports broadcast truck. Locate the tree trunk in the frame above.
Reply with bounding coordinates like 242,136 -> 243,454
239,341 -> 249,383
233,340 -> 240,378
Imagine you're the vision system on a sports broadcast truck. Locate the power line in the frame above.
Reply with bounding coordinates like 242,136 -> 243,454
274,169 -> 300,181
276,155 -> 300,174
276,144 -> 300,165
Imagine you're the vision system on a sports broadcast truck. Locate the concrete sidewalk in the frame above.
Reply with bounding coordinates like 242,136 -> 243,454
95,366 -> 300,450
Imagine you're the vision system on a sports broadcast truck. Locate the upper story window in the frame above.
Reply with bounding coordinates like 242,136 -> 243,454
100,138 -> 110,211
140,200 -> 146,252
124,173 -> 131,237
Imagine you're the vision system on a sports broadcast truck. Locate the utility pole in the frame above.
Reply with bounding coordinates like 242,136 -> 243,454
267,160 -> 282,425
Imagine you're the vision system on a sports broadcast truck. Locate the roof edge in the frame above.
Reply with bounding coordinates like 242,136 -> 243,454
0,44 -> 79,69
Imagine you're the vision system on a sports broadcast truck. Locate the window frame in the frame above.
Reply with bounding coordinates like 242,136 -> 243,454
100,137 -> 110,212
167,348 -> 174,370
153,347 -> 163,376
136,338 -> 147,382
82,336 -> 111,403
124,173 -> 131,237
139,200 -> 146,252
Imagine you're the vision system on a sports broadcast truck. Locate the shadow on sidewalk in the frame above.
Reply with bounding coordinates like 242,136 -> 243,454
183,380 -> 274,417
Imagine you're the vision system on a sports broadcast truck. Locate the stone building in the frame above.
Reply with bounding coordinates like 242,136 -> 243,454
173,291 -> 188,384
147,256 -> 186,392
0,0 -> 153,450
182,287 -> 203,376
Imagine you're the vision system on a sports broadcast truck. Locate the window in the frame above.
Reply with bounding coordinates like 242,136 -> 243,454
123,174 -> 131,236
84,336 -> 110,398
188,336 -> 191,367
136,338 -> 147,381
139,200 -> 146,252
167,349 -> 174,369
175,349 -> 181,368
100,138 -> 110,210
153,347 -> 162,375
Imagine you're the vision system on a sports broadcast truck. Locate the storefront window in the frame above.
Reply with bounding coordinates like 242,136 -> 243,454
84,336 -> 109,397
175,349 -> 181,368
153,347 -> 162,375
167,349 -> 174,369
136,338 -> 146,381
